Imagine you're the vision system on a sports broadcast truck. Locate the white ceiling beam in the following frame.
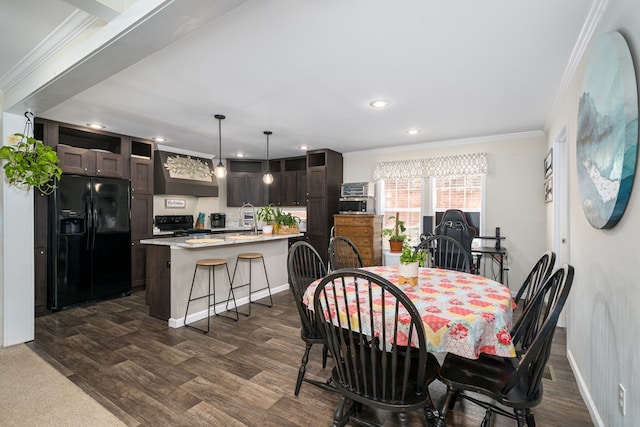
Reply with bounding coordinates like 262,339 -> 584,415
63,0 -> 123,22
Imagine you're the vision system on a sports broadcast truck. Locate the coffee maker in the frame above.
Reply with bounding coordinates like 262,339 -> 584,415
210,213 -> 226,228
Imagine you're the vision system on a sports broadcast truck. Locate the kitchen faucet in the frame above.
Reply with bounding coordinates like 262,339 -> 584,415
239,203 -> 257,234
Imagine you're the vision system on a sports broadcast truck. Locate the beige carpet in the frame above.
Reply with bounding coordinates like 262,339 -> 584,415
0,344 -> 125,427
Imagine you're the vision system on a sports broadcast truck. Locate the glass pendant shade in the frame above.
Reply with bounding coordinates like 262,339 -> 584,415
214,114 -> 227,179
214,162 -> 227,178
263,130 -> 273,185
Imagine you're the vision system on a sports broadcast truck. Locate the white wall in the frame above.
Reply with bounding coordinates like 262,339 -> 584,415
343,132 -> 548,291
1,112 -> 35,346
546,0 -> 640,425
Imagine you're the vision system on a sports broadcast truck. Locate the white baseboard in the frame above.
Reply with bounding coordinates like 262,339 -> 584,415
567,348 -> 605,427
168,283 -> 290,328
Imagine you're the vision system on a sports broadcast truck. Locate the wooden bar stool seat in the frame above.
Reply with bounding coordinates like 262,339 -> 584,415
185,258 -> 238,334
230,252 -> 273,316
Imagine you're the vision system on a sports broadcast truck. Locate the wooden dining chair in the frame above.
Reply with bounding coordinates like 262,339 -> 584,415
416,234 -> 472,273
287,241 -> 334,396
512,250 -> 556,325
328,236 -> 363,271
314,268 -> 440,427
434,264 -> 574,427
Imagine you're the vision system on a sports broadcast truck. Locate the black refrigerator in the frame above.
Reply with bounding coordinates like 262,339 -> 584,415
49,175 -> 132,310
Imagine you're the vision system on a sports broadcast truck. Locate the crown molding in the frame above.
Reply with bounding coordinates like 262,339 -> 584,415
343,130 -> 546,157
544,0 -> 610,131
0,10 -> 96,94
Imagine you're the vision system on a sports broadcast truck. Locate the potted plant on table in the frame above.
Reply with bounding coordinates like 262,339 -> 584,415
398,243 -> 428,286
273,207 -> 300,234
256,204 -> 277,234
382,212 -> 407,253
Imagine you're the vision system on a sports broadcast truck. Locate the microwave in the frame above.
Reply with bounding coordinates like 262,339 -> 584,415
341,182 -> 375,198
339,197 -> 376,214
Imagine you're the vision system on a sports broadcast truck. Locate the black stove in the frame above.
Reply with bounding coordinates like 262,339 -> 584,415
154,215 -> 211,236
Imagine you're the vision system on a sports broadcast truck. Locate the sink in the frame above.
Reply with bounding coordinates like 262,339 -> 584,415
226,235 -> 260,241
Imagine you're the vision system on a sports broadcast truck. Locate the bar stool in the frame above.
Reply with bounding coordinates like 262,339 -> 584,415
230,252 -> 273,316
185,258 -> 238,334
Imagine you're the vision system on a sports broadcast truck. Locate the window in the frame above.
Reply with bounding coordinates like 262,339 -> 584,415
380,179 -> 422,245
432,174 -> 483,232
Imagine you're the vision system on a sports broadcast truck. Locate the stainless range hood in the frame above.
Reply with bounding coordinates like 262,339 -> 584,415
154,150 -> 219,197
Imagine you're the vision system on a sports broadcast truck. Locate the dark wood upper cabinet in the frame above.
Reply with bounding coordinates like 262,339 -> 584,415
226,160 -> 267,207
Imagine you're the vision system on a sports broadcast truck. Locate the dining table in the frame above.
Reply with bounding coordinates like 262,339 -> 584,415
303,266 -> 516,360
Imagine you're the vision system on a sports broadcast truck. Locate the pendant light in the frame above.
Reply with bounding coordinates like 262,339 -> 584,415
214,114 -> 227,179
263,130 -> 274,184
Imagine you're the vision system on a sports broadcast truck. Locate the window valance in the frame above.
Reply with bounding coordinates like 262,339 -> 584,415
373,152 -> 488,180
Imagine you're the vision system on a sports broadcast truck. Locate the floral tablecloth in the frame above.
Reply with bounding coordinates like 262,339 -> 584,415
303,266 -> 516,359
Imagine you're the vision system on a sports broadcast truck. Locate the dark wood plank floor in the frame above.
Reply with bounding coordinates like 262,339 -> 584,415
29,291 -> 593,426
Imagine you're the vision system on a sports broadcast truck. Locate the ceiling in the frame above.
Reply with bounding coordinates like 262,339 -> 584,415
1,0 -> 597,160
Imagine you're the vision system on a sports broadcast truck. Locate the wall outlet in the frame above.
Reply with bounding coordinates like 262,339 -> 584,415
619,384 -> 626,416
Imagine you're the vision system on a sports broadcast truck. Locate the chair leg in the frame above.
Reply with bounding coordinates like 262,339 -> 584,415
525,409 -> 536,427
230,257 -> 251,316
448,390 -> 459,410
184,265 -> 212,334
481,409 -> 492,427
251,256 -> 273,308
515,409 -> 526,427
322,345 -> 328,368
434,386 -> 457,427
295,342 -> 313,396
332,395 -> 352,427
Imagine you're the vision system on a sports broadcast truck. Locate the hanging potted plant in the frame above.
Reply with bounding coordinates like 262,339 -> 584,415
382,212 -> 407,253
0,114 -> 62,194
397,242 -> 427,286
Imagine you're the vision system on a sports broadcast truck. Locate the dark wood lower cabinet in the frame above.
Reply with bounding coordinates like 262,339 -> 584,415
146,245 -> 170,320
34,247 -> 47,316
131,241 -> 147,294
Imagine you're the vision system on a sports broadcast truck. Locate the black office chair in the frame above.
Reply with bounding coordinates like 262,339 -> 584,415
314,268 -> 440,427
435,209 -> 477,268
328,236 -> 364,271
416,234 -> 473,273
287,241 -> 334,396
434,264 -> 574,427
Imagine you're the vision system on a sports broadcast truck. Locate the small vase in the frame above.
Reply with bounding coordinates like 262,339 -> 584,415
389,240 -> 404,253
398,261 -> 419,286
262,224 -> 273,235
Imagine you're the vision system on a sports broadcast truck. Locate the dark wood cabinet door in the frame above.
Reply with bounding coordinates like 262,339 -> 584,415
95,152 -> 124,178
306,197 -> 328,236
247,174 -> 267,206
131,240 -> 147,292
227,173 -> 248,207
131,157 -> 153,193
34,190 -> 48,248
147,245 -> 171,320
283,171 -> 298,205
131,193 -> 153,240
57,145 -> 95,175
295,171 -> 307,205
306,235 -> 329,265
307,167 -> 326,197
268,172 -> 283,206
34,247 -> 47,315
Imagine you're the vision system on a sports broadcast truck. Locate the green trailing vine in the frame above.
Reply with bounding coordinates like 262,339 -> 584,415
0,132 -> 62,195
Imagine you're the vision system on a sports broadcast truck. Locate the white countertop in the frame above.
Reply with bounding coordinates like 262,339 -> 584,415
142,232 -> 302,249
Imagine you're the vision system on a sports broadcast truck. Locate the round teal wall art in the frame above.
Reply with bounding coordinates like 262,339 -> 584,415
577,31 -> 638,229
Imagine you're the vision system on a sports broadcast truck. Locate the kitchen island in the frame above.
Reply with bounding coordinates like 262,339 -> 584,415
141,232 -> 301,327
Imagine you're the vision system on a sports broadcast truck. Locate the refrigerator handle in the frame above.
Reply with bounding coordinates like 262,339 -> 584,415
92,201 -> 98,250
85,199 -> 92,250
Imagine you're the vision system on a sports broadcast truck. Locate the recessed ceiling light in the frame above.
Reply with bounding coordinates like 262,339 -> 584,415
235,153 -> 246,158
297,145 -> 310,150
86,123 -> 105,129
406,128 -> 422,135
152,137 -> 166,142
369,99 -> 390,109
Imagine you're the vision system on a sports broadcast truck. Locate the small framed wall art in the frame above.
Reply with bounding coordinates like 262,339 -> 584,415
544,177 -> 553,203
165,198 -> 186,208
544,148 -> 553,179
